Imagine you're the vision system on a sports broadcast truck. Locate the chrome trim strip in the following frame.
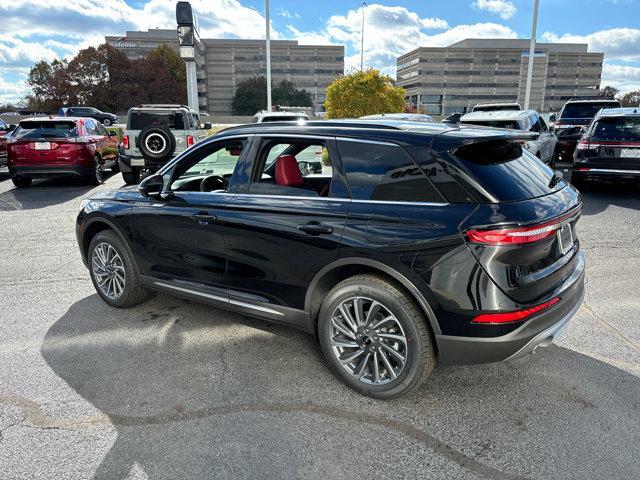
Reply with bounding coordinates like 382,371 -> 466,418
154,281 -> 284,316
579,168 -> 640,174
252,133 -> 334,140
338,137 -> 398,146
506,289 -> 584,361
232,193 -> 448,207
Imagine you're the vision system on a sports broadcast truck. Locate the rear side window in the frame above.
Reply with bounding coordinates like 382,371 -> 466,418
591,117 -> 640,141
128,112 -> 186,130
338,140 -> 444,203
13,121 -> 78,139
261,115 -> 307,123
453,140 -> 564,202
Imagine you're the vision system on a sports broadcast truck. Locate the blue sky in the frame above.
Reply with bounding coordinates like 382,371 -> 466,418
1,0 -> 640,104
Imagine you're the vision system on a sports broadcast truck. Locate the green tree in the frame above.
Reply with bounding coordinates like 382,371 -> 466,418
26,59 -> 75,112
324,69 -> 405,119
597,85 -> 620,98
619,90 -> 640,107
232,76 -> 313,115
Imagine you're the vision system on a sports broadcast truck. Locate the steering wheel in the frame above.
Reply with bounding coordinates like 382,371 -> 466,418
199,175 -> 229,192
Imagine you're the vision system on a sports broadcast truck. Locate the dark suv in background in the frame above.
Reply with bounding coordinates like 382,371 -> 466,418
63,107 -> 119,126
554,98 -> 621,162
76,120 -> 585,398
573,107 -> 640,188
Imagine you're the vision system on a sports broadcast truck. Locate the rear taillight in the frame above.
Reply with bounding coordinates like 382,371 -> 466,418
122,135 -> 129,149
467,209 -> 579,246
186,135 -> 194,147
472,297 -> 560,324
576,141 -> 599,151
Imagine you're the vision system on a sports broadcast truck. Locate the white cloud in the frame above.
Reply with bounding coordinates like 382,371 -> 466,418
0,74 -> 30,105
288,3 -> 515,75
541,27 -> 640,62
602,64 -> 640,93
472,0 -> 516,20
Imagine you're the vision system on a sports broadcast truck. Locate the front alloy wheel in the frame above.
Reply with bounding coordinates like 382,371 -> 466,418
91,242 -> 126,300
318,274 -> 435,398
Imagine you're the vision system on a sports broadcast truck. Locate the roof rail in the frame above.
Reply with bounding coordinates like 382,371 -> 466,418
138,104 -> 191,109
567,96 -> 616,102
217,120 -> 404,133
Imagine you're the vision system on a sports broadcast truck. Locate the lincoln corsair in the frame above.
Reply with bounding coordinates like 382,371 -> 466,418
76,120 -> 585,398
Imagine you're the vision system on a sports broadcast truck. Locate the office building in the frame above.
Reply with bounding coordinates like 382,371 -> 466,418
396,39 -> 604,115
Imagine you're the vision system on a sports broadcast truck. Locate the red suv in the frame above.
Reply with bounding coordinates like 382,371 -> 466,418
7,117 -> 118,188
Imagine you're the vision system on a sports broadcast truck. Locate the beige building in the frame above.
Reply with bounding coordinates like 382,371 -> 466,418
106,31 -> 344,115
396,39 -> 604,115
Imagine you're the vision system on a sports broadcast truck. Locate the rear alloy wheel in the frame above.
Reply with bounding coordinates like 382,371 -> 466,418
103,119 -> 112,126
12,176 -> 32,189
88,230 -> 152,308
318,274 -> 435,398
89,156 -> 103,185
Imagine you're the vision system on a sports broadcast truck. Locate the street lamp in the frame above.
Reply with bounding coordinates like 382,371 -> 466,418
523,0 -> 540,110
360,2 -> 367,71
265,0 -> 272,111
176,1 -> 200,113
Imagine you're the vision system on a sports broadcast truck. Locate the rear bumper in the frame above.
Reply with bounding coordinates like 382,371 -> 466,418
436,250 -> 585,365
118,153 -> 168,172
573,167 -> 640,181
10,165 -> 91,178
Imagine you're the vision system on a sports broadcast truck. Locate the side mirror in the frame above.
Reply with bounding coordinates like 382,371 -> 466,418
203,122 -> 212,130
8,124 -> 16,132
298,161 -> 315,176
549,114 -> 557,122
138,173 -> 164,198
108,131 -> 118,137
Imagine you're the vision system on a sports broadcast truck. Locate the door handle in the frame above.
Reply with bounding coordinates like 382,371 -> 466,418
190,211 -> 217,224
297,222 -> 333,235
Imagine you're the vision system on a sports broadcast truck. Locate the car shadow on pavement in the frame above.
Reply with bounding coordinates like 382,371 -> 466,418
0,176 -> 110,211
36,294 -> 640,480
578,181 -> 640,216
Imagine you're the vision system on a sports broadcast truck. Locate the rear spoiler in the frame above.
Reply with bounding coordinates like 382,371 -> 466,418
430,126 -> 539,154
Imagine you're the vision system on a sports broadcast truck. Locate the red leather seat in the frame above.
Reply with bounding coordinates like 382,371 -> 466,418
275,155 -> 303,187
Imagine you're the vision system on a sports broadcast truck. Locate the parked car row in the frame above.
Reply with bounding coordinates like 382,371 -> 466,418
59,107 -> 119,126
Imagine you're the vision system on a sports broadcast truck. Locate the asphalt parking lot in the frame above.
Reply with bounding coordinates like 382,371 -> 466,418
0,169 -> 638,480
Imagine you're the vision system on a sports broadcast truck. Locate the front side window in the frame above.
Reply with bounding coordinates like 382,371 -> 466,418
338,141 -> 443,203
170,139 -> 246,192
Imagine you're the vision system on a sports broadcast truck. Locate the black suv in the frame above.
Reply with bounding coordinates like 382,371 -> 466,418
573,107 -> 640,188
554,98 -> 621,162
76,120 -> 585,398
64,107 -> 119,126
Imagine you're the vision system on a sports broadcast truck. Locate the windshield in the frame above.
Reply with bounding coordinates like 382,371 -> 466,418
561,103 -> 619,119
13,121 -> 78,139
129,112 -> 186,130
461,120 -> 521,130
591,117 -> 640,141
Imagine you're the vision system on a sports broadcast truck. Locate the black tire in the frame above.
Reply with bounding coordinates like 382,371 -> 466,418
12,176 -> 32,189
87,230 -> 152,308
571,175 -> 588,191
122,169 -> 141,185
110,161 -> 120,173
318,274 -> 436,399
103,118 -> 112,126
137,125 -> 175,162
88,156 -> 103,185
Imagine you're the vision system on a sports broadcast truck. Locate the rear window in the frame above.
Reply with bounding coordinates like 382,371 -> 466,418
560,103 -> 619,119
13,121 -> 78,139
591,117 -> 640,141
473,105 -> 520,112
453,140 -> 564,202
461,120 -> 521,130
128,112 -> 186,130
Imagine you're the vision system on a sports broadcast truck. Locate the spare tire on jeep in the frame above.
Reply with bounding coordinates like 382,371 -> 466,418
137,125 -> 176,162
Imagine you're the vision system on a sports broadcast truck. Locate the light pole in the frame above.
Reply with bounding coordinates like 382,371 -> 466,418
265,0 -> 272,111
176,1 -> 200,113
360,2 -> 367,71
524,0 -> 540,110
